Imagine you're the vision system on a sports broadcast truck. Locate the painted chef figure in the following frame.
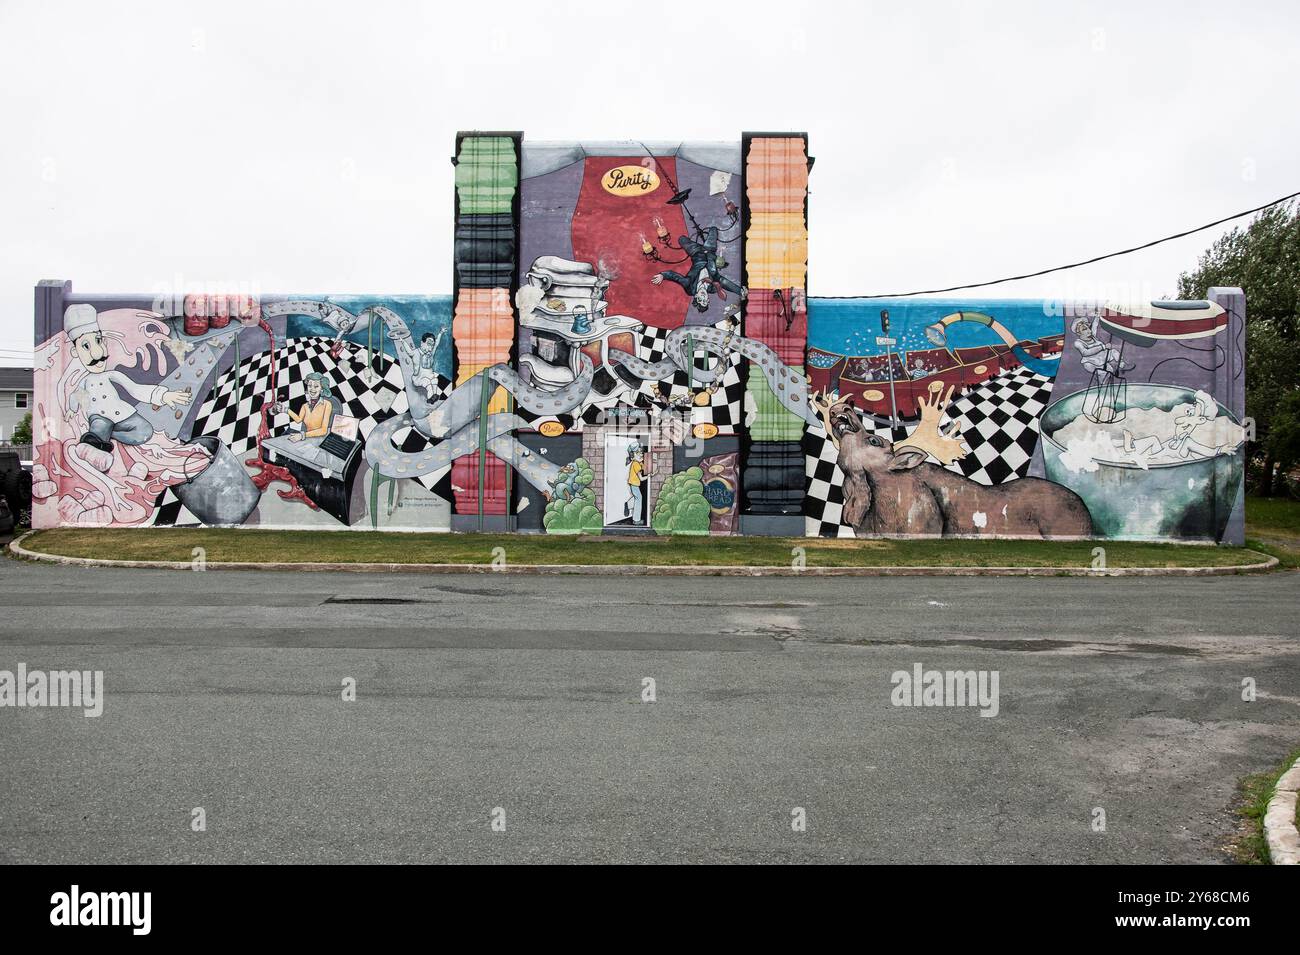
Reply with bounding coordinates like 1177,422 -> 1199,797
64,304 -> 192,472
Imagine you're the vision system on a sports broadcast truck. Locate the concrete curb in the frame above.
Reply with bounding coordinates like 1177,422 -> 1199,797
1265,756 -> 1300,865
6,531 -> 1280,577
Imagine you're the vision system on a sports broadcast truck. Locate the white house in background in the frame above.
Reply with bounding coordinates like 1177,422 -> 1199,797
0,368 -> 33,443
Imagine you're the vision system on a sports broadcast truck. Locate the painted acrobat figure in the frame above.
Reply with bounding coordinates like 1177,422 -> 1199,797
1073,316 -> 1134,383
650,225 -> 748,313
412,330 -> 444,400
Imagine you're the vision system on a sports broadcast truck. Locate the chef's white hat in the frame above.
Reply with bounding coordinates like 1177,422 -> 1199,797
64,304 -> 100,340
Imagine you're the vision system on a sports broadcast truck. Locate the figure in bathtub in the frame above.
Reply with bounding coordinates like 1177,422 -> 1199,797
1120,390 -> 1241,467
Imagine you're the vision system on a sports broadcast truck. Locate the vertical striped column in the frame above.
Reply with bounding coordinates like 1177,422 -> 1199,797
451,133 -> 521,526
740,134 -> 810,533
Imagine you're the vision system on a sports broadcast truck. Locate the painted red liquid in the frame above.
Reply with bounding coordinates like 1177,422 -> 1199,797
243,318 -> 318,510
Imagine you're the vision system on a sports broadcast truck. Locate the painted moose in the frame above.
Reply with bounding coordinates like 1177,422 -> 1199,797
813,389 -> 1093,539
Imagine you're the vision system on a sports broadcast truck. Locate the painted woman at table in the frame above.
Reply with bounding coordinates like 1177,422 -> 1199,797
274,373 -> 334,442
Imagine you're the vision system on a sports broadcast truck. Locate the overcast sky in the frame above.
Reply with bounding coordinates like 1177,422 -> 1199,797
2,0 -> 1296,365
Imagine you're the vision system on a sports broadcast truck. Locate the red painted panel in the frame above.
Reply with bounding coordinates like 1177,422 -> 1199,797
743,288 -> 807,366
452,452 -> 508,517
570,157 -> 689,330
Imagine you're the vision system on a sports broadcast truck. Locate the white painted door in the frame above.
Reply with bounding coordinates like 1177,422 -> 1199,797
602,432 -> 645,526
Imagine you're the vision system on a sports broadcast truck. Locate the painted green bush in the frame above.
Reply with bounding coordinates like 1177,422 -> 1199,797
543,457 -> 601,534
651,466 -> 712,536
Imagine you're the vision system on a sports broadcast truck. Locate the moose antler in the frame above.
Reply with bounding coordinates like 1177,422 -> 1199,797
810,389 -> 842,448
895,383 -> 967,466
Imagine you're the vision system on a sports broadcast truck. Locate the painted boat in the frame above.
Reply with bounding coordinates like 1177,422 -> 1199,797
807,333 -> 1064,420
1098,300 -> 1228,344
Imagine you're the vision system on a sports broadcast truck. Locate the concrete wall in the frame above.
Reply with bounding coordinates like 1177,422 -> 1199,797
30,132 -> 1247,543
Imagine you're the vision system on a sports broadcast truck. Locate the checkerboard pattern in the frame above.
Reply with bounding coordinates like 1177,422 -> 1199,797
804,418 -> 911,539
516,321 -> 744,434
941,366 -> 1054,486
803,367 -> 1055,537
150,337 -> 453,526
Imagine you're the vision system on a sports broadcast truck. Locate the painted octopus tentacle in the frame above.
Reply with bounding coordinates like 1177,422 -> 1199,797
486,355 -> 593,415
731,335 -> 821,426
365,305 -> 435,423
607,349 -> 678,381
663,326 -> 732,386
364,411 -> 559,492
425,355 -> 594,439
483,431 -> 562,493
361,314 -> 816,492
617,325 -> 819,425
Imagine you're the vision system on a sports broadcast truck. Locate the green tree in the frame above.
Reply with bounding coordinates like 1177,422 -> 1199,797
1178,201 -> 1300,494
1264,391 -> 1300,488
9,412 -> 31,446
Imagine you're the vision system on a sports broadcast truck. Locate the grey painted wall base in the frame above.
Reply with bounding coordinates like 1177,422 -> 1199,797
740,514 -> 805,537
451,514 -> 516,533
1208,287 -> 1247,547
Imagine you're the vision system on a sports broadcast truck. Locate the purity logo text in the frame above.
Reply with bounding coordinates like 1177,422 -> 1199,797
0,664 -> 103,717
50,885 -> 151,936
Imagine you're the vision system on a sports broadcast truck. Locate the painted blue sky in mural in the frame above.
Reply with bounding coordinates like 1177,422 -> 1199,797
285,295 -> 454,377
808,298 -> 1066,359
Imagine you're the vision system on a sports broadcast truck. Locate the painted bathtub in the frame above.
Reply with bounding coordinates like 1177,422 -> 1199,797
1040,384 -> 1245,542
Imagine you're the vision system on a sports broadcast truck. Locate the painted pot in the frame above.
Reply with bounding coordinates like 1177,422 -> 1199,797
207,299 -> 231,329
172,436 -> 261,526
1040,384 -> 1244,542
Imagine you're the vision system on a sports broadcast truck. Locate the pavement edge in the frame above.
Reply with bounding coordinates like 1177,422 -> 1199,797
7,530 -> 1281,577
1265,755 -> 1300,865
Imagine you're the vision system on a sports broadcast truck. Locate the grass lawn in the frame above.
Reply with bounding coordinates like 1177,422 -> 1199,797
15,526 -> 1269,569
1244,494 -> 1300,568
1228,747 -> 1300,864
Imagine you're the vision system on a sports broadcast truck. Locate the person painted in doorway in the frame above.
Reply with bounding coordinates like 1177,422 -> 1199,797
625,444 -> 647,525
650,225 -> 748,313
275,372 -> 335,442
63,304 -> 192,473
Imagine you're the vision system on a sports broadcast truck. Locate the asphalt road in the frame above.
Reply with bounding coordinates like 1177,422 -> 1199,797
1,557 -> 1297,864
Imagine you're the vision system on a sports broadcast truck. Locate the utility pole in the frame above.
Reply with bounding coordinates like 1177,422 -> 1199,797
878,309 -> 898,428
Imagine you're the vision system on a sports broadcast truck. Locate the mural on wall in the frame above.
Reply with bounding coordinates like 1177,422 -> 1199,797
30,130 -> 1247,544
803,296 -> 1246,541
32,292 -> 461,531
504,137 -> 819,535
742,134 -> 811,534
1041,299 -> 1246,542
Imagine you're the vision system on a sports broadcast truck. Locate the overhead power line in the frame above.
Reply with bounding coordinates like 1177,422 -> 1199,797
818,189 -> 1300,300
